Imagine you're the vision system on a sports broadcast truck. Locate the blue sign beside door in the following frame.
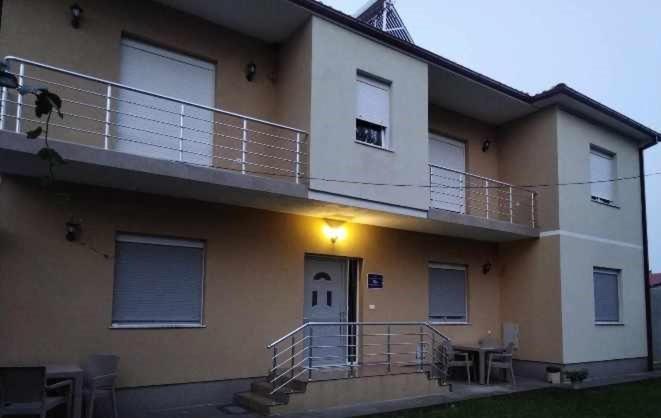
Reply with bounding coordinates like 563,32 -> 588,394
367,273 -> 384,289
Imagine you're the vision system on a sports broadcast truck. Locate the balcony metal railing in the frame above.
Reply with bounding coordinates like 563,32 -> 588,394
429,164 -> 537,228
0,57 -> 308,183
266,322 -> 451,395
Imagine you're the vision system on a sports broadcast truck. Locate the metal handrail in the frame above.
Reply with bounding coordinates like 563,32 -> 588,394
3,56 -> 307,135
429,163 -> 538,228
266,321 -> 451,395
1,56 -> 308,183
267,321 -> 448,348
429,163 -> 536,195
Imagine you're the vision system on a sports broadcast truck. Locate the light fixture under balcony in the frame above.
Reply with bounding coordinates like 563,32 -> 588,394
70,3 -> 83,29
323,219 -> 347,244
245,61 -> 257,82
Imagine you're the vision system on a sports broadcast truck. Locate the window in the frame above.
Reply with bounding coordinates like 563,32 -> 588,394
356,74 -> 390,148
428,264 -> 467,323
112,234 -> 205,327
593,268 -> 621,323
590,146 -> 616,204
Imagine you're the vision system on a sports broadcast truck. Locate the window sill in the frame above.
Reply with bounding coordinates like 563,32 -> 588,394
354,140 -> 394,153
110,323 -> 207,329
591,198 -> 620,209
595,322 -> 624,326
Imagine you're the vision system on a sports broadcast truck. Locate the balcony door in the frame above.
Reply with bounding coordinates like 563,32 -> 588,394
115,39 -> 215,166
429,134 -> 466,213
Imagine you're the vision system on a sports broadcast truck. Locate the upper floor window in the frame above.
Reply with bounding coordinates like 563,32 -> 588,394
593,267 -> 621,323
428,263 -> 468,323
590,146 -> 616,204
356,73 -> 390,149
112,234 -> 205,328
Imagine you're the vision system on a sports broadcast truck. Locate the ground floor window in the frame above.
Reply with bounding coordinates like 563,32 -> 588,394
593,267 -> 621,323
112,234 -> 205,327
428,263 -> 468,323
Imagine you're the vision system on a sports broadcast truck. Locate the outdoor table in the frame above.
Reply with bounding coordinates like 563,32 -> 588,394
46,364 -> 84,418
452,344 -> 505,385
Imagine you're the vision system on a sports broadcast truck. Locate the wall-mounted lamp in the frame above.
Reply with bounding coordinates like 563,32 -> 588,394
65,221 -> 81,242
245,61 -> 257,82
482,262 -> 492,275
482,139 -> 491,153
323,219 -> 347,244
70,3 -> 83,29
0,63 -> 18,89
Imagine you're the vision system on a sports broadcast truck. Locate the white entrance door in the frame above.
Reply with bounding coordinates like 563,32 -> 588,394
115,39 -> 216,166
429,134 -> 466,213
304,256 -> 347,368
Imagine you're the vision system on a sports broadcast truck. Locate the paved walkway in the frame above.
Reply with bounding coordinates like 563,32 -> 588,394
151,371 -> 661,418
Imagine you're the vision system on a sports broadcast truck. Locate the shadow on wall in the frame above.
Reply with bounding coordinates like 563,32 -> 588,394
651,286 -> 661,366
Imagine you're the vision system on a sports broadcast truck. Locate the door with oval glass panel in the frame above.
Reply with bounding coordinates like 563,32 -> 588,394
303,256 -> 348,370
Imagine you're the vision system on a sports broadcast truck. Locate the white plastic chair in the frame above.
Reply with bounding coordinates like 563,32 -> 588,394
446,345 -> 475,384
83,355 -> 119,418
486,342 -> 516,386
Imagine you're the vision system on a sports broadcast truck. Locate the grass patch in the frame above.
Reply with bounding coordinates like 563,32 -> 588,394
364,379 -> 661,418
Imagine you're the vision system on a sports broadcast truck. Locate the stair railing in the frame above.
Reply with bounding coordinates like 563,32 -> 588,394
266,322 -> 451,395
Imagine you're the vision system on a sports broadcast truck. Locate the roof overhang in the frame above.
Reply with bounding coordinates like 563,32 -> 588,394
152,0 -> 310,43
428,64 -> 533,125
531,85 -> 659,147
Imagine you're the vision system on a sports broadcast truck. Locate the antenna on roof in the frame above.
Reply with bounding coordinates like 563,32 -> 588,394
354,0 -> 414,43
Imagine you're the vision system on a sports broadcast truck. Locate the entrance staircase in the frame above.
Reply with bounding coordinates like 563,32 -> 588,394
235,322 -> 451,415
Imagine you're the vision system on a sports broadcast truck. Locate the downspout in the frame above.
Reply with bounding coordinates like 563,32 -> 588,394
641,134 -> 659,371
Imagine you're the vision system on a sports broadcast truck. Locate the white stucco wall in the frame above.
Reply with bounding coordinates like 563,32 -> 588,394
555,110 -> 647,364
559,235 -> 646,363
308,17 -> 429,211
556,110 -> 643,245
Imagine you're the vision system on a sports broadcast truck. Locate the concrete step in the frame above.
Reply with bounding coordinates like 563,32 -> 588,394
251,381 -> 290,403
234,391 -> 284,416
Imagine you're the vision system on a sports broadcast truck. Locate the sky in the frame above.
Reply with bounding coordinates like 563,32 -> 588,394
325,0 -> 661,272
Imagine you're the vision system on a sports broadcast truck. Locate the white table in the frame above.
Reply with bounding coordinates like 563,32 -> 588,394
453,344 -> 505,385
47,364 -> 84,418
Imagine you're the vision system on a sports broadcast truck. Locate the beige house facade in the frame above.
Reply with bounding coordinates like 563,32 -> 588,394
0,0 -> 658,415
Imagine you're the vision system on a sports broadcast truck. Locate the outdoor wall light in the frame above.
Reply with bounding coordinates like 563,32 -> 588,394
323,219 -> 347,244
245,61 -> 257,82
65,221 -> 81,242
482,139 -> 491,153
70,3 -> 83,29
0,65 -> 18,89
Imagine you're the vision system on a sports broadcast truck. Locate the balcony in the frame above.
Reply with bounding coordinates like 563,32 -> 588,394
0,57 -> 308,200
428,164 -> 538,238
0,57 -> 539,242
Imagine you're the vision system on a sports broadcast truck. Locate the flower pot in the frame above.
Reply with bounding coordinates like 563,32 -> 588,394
546,371 -> 561,384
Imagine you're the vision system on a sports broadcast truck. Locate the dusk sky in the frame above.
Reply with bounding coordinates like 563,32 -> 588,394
325,0 -> 661,271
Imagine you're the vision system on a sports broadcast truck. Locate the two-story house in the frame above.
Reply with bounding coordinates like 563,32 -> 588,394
0,0 -> 658,416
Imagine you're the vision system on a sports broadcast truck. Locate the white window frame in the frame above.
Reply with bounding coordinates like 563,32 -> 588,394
589,145 -> 617,205
111,233 -> 206,329
355,73 -> 391,150
428,263 -> 469,325
593,267 -> 623,325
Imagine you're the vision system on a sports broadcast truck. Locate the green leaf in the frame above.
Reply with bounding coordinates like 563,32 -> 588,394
37,147 -> 65,166
26,126 -> 43,139
45,91 -> 63,118
34,90 -> 53,118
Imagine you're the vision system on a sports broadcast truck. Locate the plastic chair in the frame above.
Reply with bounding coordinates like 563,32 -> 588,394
446,344 -> 474,384
0,366 -> 72,418
83,355 -> 119,418
486,342 -> 516,386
